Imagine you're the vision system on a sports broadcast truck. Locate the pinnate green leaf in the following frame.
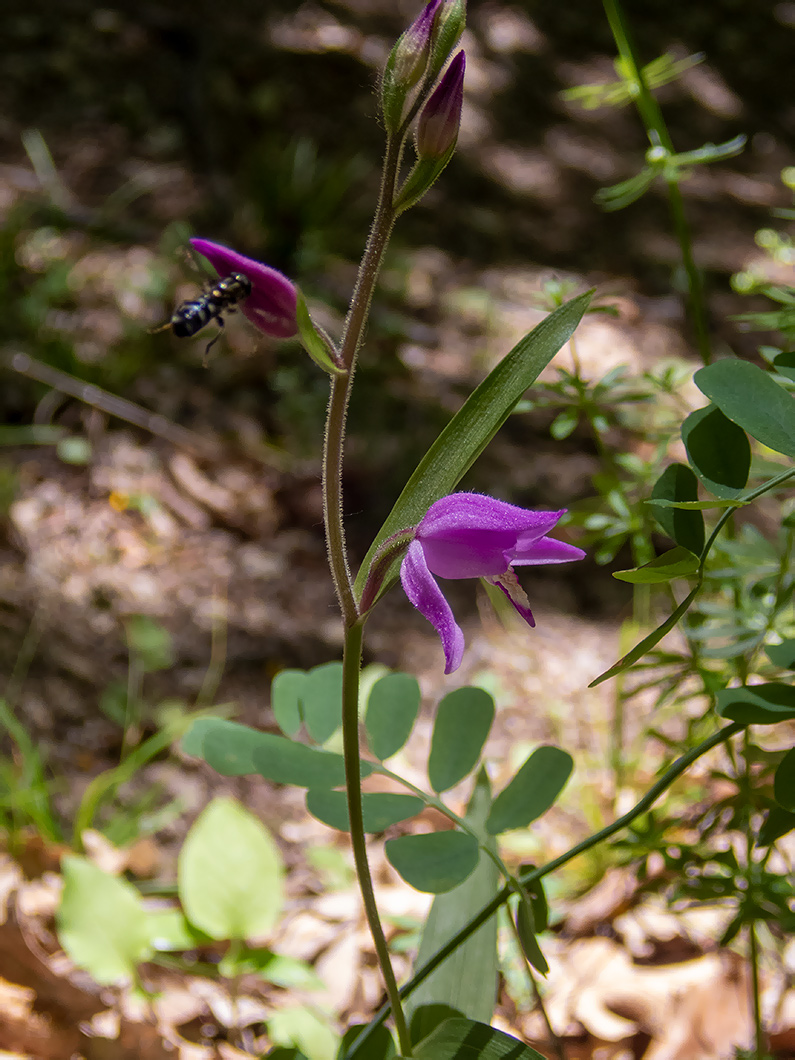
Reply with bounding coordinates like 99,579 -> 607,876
428,687 -> 495,793
715,683 -> 795,724
57,856 -> 151,984
682,405 -> 750,498
305,791 -> 424,832
385,831 -> 479,893
486,746 -> 572,834
366,672 -> 421,760
695,360 -> 795,458
179,797 -> 284,941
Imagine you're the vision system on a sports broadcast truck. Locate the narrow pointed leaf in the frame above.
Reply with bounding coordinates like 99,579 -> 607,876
428,687 -> 495,793
515,897 -> 549,975
296,289 -> 344,375
613,546 -> 699,584
715,683 -> 795,724
302,662 -> 343,744
306,790 -> 424,832
178,797 -> 284,940
385,831 -> 479,893
271,669 -> 307,737
650,463 -> 704,553
682,405 -> 750,498
414,1019 -> 546,1060
695,360 -> 795,458
354,292 -> 593,604
366,672 -> 421,760
57,856 -> 151,985
407,772 -> 499,1024
589,585 -> 701,686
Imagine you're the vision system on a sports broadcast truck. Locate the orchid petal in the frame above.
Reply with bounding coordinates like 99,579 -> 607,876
190,238 -> 298,339
510,536 -> 587,566
401,539 -> 465,674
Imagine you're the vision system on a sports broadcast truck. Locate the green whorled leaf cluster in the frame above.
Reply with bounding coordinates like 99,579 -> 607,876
57,797 -> 289,986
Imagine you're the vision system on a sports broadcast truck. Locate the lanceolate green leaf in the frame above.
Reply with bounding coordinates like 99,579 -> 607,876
695,360 -> 795,458
407,771 -> 499,1025
354,292 -> 593,603
590,585 -> 701,687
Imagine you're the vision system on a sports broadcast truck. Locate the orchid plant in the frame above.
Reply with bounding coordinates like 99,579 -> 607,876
81,1 -> 794,1057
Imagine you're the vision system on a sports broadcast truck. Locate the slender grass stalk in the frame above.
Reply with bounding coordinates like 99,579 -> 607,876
601,0 -> 712,366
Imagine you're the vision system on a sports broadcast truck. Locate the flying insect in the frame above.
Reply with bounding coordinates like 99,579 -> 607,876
155,271 -> 252,361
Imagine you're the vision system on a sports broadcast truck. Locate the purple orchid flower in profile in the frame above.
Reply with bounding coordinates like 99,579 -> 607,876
190,238 -> 298,339
400,493 -> 586,674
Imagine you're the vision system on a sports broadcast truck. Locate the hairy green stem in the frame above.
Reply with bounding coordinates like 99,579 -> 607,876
602,0 -> 711,366
323,131 -> 411,1053
322,135 -> 402,624
346,720 -> 744,1054
341,620 -> 412,1055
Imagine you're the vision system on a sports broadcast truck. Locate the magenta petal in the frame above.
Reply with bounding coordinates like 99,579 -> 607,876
190,238 -> 298,339
419,494 -> 565,538
510,536 -> 587,566
401,539 -> 465,674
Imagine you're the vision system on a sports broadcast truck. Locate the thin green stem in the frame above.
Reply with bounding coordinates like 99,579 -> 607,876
602,0 -> 711,365
322,134 -> 403,625
345,721 -> 743,1055
341,620 -> 412,1055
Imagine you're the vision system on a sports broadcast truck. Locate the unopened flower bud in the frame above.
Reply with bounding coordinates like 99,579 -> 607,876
416,51 -> 465,160
382,0 -> 442,133
427,0 -> 466,83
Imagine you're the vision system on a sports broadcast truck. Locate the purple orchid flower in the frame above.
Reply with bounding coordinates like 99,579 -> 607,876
190,238 -> 298,339
400,493 -> 586,674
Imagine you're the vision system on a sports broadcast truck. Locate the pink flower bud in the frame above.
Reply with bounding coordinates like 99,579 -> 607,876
416,51 -> 465,161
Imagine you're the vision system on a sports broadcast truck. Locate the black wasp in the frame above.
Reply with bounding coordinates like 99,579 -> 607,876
157,272 -> 252,361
